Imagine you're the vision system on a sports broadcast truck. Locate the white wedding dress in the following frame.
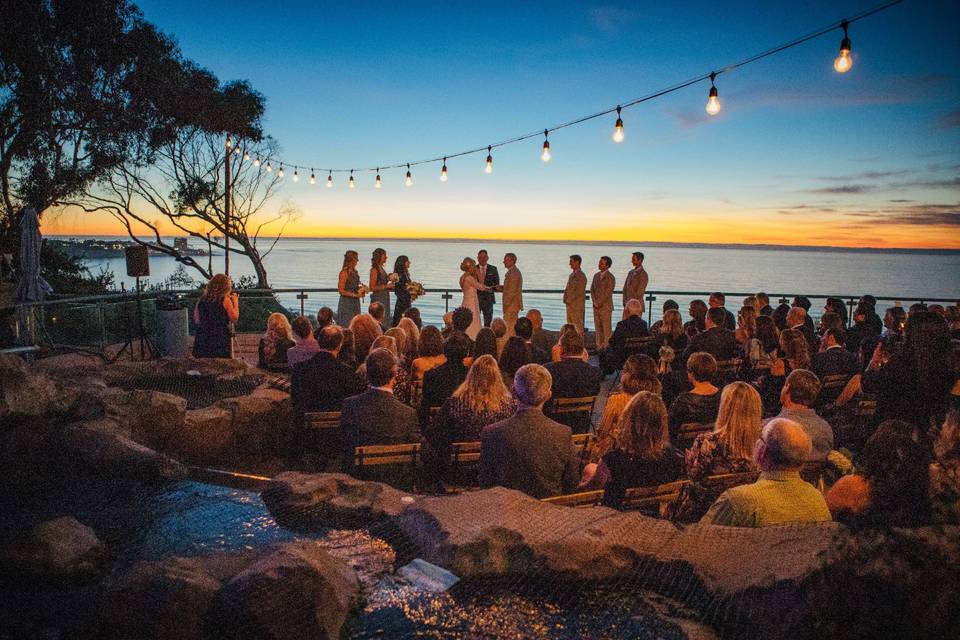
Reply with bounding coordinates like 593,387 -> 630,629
459,272 -> 483,339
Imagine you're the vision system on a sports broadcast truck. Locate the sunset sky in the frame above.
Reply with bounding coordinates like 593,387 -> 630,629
47,0 -> 960,249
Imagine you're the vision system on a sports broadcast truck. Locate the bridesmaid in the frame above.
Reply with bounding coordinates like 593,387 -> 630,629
369,247 -> 394,331
392,254 -> 412,327
337,250 -> 363,327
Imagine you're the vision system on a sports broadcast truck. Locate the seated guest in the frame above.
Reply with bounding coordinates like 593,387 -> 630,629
258,312 -> 295,370
349,313 -> 383,363
440,311 -> 454,340
882,305 -> 906,339
514,317 -> 549,363
604,298 -> 650,374
742,295 -> 758,312
316,306 -> 335,330
384,328 -> 415,405
708,292 -> 736,331
287,315 -> 322,366
551,324 -> 589,362
792,296 -> 816,331
734,305 -> 757,352
544,330 -> 603,433
931,410 -> 960,524
768,369 -> 833,461
818,311 -> 843,337
683,307 -> 740,362
340,348 -> 421,463
479,364 -> 579,498
858,295 -> 884,335
468,327 -> 499,364
684,299 -> 708,338
652,309 -> 688,368
945,305 -> 960,340
668,352 -> 721,443
787,306 -> 819,355
491,317 -> 509,356
338,328 -> 357,370
590,354 -> 660,462
526,309 -> 555,357
411,325 -> 446,380
812,327 -> 860,407
579,392 -> 682,510
746,315 -> 779,370
402,307 -> 422,329
397,317 -> 420,362
500,336 -> 533,387
700,418 -> 831,527
450,306 -> 475,343
757,328 -> 811,416
650,299 -> 679,334
826,420 -> 932,526
291,325 -> 365,417
419,332 -> 472,423
368,301 -> 387,329
824,297 -> 848,327
771,303 -> 791,331
845,303 -> 878,353
755,292 -> 773,317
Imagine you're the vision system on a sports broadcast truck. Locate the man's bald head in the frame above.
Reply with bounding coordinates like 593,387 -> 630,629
757,418 -> 811,471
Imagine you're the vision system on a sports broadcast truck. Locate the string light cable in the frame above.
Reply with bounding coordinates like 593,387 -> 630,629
237,0 -> 903,184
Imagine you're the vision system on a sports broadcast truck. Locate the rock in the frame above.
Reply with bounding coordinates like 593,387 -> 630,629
261,472 -> 411,531
210,540 -> 360,640
63,420 -> 183,481
0,352 -> 58,418
3,516 -> 103,578
102,357 -> 255,386
177,405 -> 235,463
218,392 -> 290,457
103,389 -> 187,449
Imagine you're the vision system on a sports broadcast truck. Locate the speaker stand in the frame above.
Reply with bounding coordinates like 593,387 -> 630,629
110,276 -> 158,362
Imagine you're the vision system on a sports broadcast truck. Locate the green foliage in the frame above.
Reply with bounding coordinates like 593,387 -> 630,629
39,242 -> 114,295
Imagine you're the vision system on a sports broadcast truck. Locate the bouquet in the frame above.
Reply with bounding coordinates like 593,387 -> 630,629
356,283 -> 368,297
387,272 -> 400,284
406,281 -> 426,300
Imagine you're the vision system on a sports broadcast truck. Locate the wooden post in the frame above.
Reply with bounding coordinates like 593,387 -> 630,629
224,134 -> 231,276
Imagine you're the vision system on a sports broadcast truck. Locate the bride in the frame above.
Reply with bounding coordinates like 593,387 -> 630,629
459,257 -> 489,339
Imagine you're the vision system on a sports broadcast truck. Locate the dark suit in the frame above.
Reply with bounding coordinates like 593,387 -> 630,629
477,263 -> 500,327
340,388 -> 421,462
812,346 -> 861,406
479,406 -> 579,498
682,327 -> 741,362
544,358 -> 603,433
603,315 -> 650,374
419,361 -> 469,423
291,351 -> 365,416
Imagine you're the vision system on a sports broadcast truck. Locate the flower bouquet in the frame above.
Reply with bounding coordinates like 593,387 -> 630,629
406,281 -> 426,300
388,272 -> 400,284
356,283 -> 368,297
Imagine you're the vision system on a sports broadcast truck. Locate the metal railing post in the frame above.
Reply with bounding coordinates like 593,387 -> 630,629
646,294 -> 656,324
846,298 -> 856,328
98,300 -> 106,351
296,291 -> 308,316
442,291 -> 453,313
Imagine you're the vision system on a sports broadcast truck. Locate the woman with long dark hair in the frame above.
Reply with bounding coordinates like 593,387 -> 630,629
369,248 -> 394,331
391,254 -> 412,327
337,250 -> 363,327
192,274 -> 239,358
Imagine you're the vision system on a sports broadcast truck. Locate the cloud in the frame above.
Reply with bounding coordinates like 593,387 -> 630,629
817,170 -> 911,182
777,204 -> 837,215
935,110 -> 960,130
804,185 -> 878,195
843,202 -> 960,226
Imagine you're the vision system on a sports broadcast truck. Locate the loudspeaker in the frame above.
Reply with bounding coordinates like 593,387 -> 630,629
125,245 -> 150,277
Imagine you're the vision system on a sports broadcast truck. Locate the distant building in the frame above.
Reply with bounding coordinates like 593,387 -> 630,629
174,238 -> 189,252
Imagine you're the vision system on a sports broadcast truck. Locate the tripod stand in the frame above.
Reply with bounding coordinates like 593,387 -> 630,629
111,276 -> 157,362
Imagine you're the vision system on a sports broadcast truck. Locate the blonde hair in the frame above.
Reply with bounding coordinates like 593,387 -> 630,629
661,309 -> 683,338
397,317 -> 420,359
349,313 -> 383,362
204,274 -> 231,300
342,250 -> 358,270
370,334 -> 398,356
453,354 -> 513,415
460,257 -> 477,272
616,391 -> 669,460
384,327 -> 407,356
266,312 -> 292,339
714,382 -> 763,461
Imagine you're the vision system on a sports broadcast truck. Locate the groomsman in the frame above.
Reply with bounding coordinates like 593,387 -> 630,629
590,256 -> 615,351
563,254 -> 587,335
497,252 -> 523,337
622,251 -> 649,313
476,249 -> 499,327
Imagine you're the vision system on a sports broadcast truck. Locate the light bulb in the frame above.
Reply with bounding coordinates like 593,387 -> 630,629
375,172 -> 382,189
405,165 -> 413,187
612,107 -> 624,143
226,136 -> 232,149
278,164 -> 285,178
292,169 -> 299,182
253,157 -> 261,167
243,150 -> 251,161
349,171 -> 355,189
834,21 -> 853,73
326,173 -> 333,188
485,146 -> 493,174
440,159 -> 448,182
266,161 -> 273,173
309,171 -> 316,185
705,73 -> 721,116
541,130 -> 551,162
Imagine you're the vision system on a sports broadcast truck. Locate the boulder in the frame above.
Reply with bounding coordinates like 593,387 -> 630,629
3,516 -> 103,579
63,419 -> 183,481
218,392 -> 290,457
178,405 -> 235,463
102,357 -> 254,386
0,352 -> 58,418
103,389 -> 187,449
210,540 -> 360,640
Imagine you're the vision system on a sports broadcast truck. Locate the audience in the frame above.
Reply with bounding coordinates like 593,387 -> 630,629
668,352 -> 721,442
684,299 -> 708,337
652,309 -> 688,369
526,309 -> 555,357
700,418 -> 831,527
734,305 -> 757,351
883,305 -> 906,339
403,307 -> 423,329
397,317 -> 421,362
514,316 -> 549,363
756,292 -> 773,317
340,348 -> 421,463
479,364 -> 579,498
450,306 -> 475,343
580,391 -> 682,510
349,313 -> 383,364
291,324 -> 365,418
500,335 -> 534,386
792,296 -> 816,332
824,297 -> 849,327
650,299 -> 679,334
604,298 -> 650,374
812,327 -> 860,406
770,369 -> 833,461
411,325 -> 446,380
491,317 -> 509,355
787,306 -> 819,355
683,307 -> 740,362
747,315 -> 780,370
544,330 -> 603,433
708,292 -> 736,330
818,311 -> 844,337
368,301 -> 387,328
551,324 -> 589,362
287,315 -> 322,366
590,354 -> 661,462
858,295 -> 884,335
845,303 -> 878,353
316,306 -> 335,330
258,312 -> 295,370
945,305 -> 960,340
771,303 -> 790,331
757,328 -> 811,416
470,327 -> 499,363
826,420 -> 932,527
338,328 -> 357,369
420,332 -> 472,422
930,410 -> 960,524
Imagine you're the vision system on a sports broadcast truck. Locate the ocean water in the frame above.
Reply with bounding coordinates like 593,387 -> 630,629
66,237 -> 959,329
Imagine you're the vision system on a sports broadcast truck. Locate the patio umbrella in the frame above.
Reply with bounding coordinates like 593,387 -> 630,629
15,208 -> 51,345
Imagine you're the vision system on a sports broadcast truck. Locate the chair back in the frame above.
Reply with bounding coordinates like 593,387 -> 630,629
303,411 -> 341,431
548,396 -> 597,415
571,433 -> 594,467
622,480 -> 687,517
623,336 -> 654,357
541,489 -> 604,508
353,442 -> 421,467
450,440 -> 482,464
715,358 -> 742,383
677,422 -> 714,448
821,373 -> 853,391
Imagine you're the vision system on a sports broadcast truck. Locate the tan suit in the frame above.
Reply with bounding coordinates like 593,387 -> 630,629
590,270 -> 615,350
563,268 -> 587,335
623,266 -> 648,311
502,266 -> 523,336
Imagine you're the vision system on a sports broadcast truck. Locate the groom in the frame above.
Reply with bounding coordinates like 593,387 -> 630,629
496,252 -> 523,337
476,249 -> 499,327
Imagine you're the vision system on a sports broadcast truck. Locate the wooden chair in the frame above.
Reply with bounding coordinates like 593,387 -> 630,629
699,471 -> 760,491
410,379 -> 424,408
715,358 -> 742,383
542,489 -> 604,508
623,336 -> 654,357
677,422 -> 714,448
571,433 -> 594,467
817,373 -> 854,410
546,396 -> 597,433
622,480 -> 688,517
352,442 -> 422,489
450,440 -> 481,464
303,411 -> 341,431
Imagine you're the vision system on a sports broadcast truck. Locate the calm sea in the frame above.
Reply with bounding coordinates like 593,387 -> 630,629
63,237 -> 959,329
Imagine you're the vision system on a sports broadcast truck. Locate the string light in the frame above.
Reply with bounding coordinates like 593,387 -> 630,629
253,156 -> 261,167
278,164 -> 285,178
244,150 -> 251,161
309,169 -> 316,185
375,169 -> 382,189
292,169 -> 299,182
349,170 -> 356,189
326,171 -> 333,188
405,164 -> 413,187
440,157 -> 448,182
834,20 -> 853,72
485,146 -> 493,174
226,135 -> 232,149
612,106 -> 624,143
705,72 -> 721,116
541,130 -> 551,162
265,161 -> 272,173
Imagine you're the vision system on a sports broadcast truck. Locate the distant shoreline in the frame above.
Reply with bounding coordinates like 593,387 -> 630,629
49,235 -> 960,256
